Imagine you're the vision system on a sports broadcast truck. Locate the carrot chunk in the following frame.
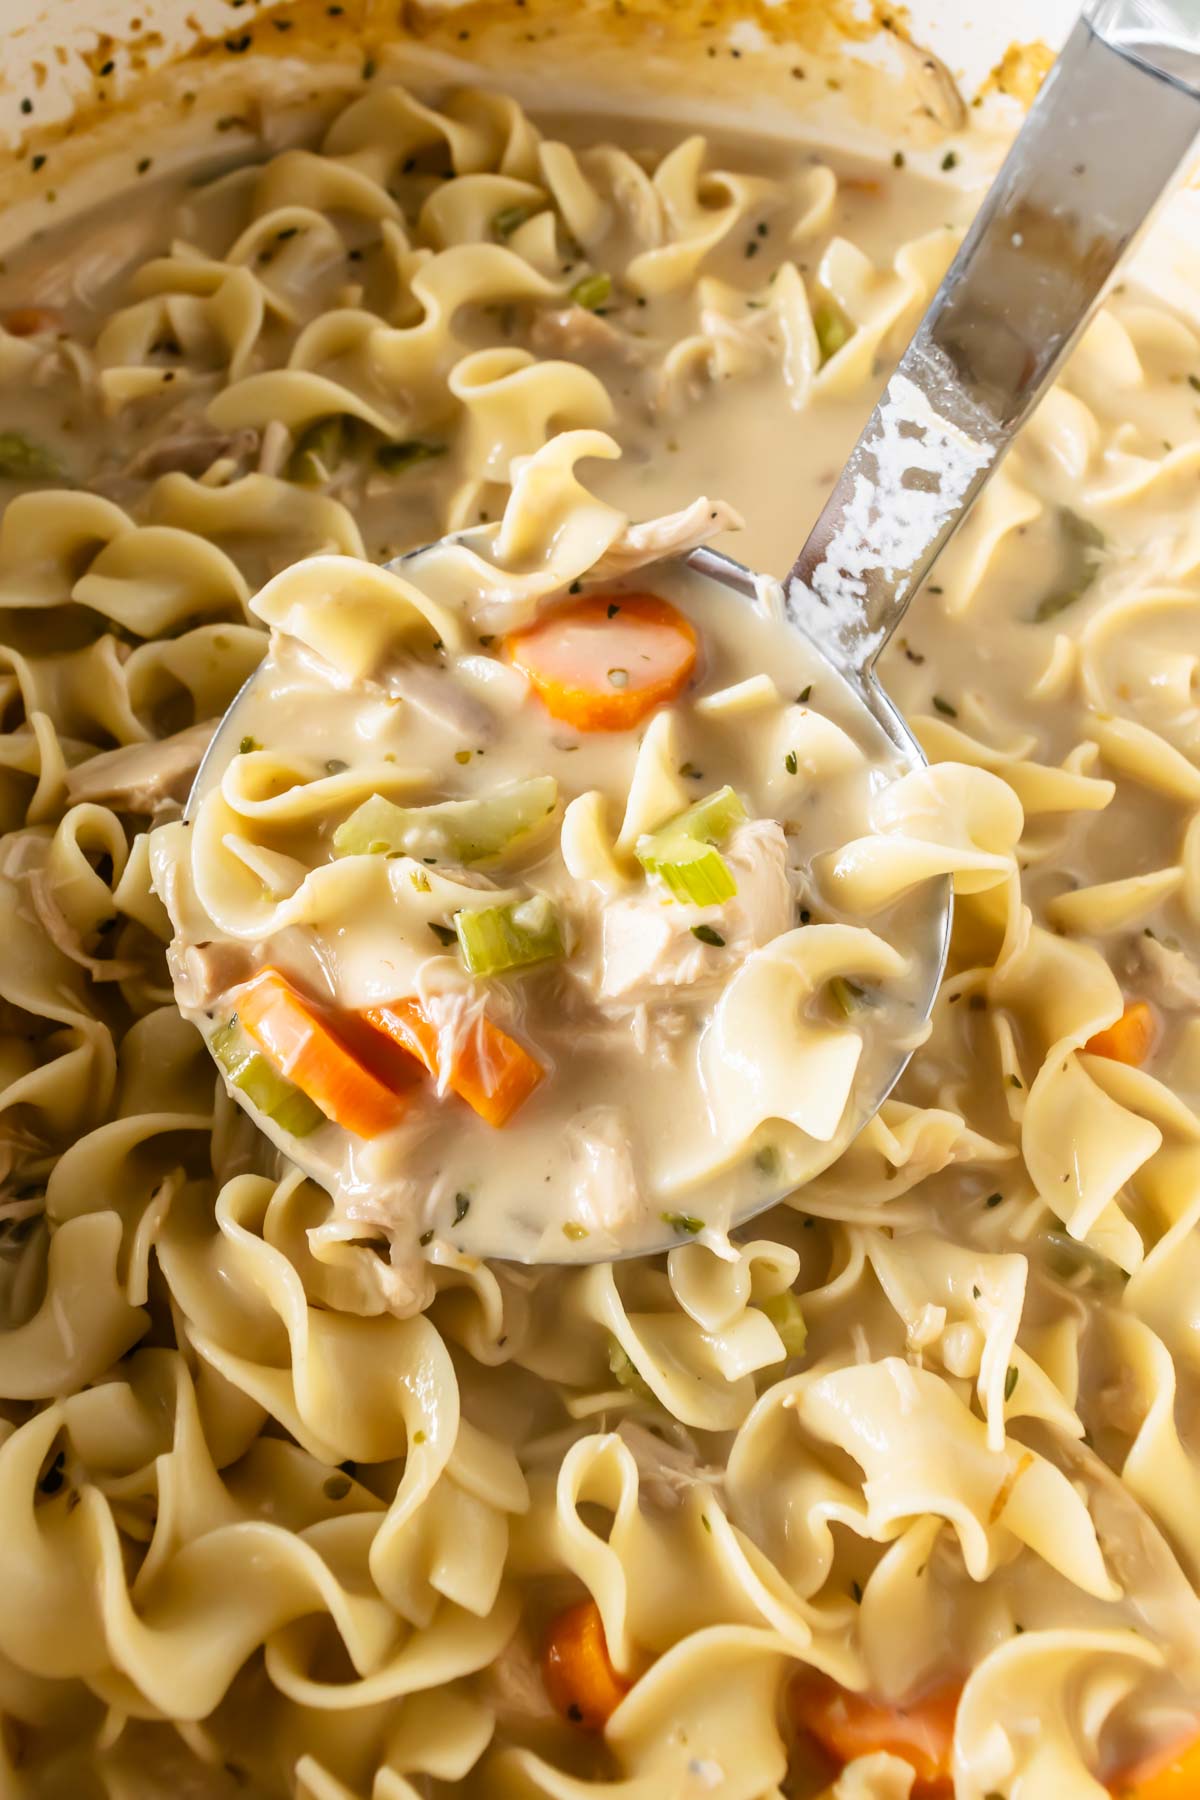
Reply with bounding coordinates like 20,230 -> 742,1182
2,306 -> 64,338
363,997 -> 544,1128
542,1599 -> 630,1731
790,1672 -> 959,1794
506,591 -> 697,732
1114,1731 -> 1200,1799
234,968 -> 414,1140
1085,1000 -> 1157,1065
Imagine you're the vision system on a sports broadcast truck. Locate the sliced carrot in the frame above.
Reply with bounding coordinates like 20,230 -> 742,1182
506,591 -> 697,733
2,306 -> 64,338
789,1672 -> 959,1794
1085,1000 -> 1157,1066
542,1599 -> 630,1731
363,997 -> 544,1128
234,968 -> 415,1140
1113,1731 -> 1200,1799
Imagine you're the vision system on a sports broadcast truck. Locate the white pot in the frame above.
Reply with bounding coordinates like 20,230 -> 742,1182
1,0 -> 1083,231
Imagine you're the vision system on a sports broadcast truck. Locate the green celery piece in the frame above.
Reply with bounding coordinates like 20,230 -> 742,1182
454,893 -> 563,976
493,203 -> 535,239
334,776 -> 558,863
211,1019 -> 323,1137
813,302 -> 852,365
1043,1229 -> 1124,1287
608,1338 -> 655,1402
758,1291 -> 807,1357
375,439 -> 446,474
829,976 -> 868,1016
0,430 -> 68,482
287,415 -> 347,485
636,785 -> 747,904
1060,505 -> 1106,555
1031,507 -> 1107,623
569,271 -> 613,311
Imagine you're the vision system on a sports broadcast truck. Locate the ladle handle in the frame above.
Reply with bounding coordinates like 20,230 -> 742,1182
785,3 -> 1200,672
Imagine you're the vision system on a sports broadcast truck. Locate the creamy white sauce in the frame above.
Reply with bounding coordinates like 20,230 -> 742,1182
1,55 -> 1198,1799
162,546 -> 944,1262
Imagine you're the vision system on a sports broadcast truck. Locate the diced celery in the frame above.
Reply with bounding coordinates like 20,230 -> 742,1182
0,431 -> 68,482
758,1290 -> 807,1357
286,416 -> 347,485
829,976 -> 868,1016
648,839 -> 737,905
569,271 -> 613,311
493,203 -> 534,239
1043,1229 -> 1123,1287
454,893 -> 563,976
813,302 -> 852,365
677,787 -> 747,842
211,1019 -> 323,1136
608,1338 -> 655,1402
635,785 -> 747,905
375,439 -> 446,474
333,777 -> 558,864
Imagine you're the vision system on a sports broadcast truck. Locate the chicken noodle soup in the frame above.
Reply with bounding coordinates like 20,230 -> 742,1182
2,46 -> 1200,1800
153,450 -> 962,1267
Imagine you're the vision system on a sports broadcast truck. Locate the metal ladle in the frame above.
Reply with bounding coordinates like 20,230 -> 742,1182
188,0 -> 1200,1262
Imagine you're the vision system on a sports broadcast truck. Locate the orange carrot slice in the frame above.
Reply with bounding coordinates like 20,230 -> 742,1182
234,968 -> 414,1140
542,1599 -> 630,1731
506,592 -> 697,732
790,1672 -> 959,1793
363,998 -> 544,1128
1085,1000 -> 1157,1066
1115,1730 -> 1200,1798
2,306 -> 64,338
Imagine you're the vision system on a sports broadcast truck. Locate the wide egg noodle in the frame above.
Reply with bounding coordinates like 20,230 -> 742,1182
0,65 -> 1198,1800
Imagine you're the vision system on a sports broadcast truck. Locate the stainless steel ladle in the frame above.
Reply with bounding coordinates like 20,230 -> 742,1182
188,0 -> 1200,1261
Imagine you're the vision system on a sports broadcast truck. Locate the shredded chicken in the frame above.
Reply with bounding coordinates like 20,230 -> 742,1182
134,423 -> 259,483
257,418 -> 292,479
1135,933 -> 1200,1009
384,664 -> 498,744
482,1629 -> 558,1726
591,496 -> 744,582
529,304 -> 643,364
592,818 -> 791,1008
64,720 -> 215,816
21,213 -> 162,311
26,868 -> 141,983
565,1105 -> 642,1233
616,1419 -> 724,1510
1027,1421 -> 1200,1689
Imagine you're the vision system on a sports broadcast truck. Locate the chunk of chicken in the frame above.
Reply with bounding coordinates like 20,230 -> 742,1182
20,212 -> 161,311
483,1628 -> 559,1726
529,304 -> 642,364
565,1105 -> 642,1234
26,868 -> 141,983
168,938 -> 256,1013
1135,933 -> 1200,1009
64,720 -> 215,816
616,1419 -> 724,1510
594,818 -> 792,1008
592,496 -> 744,582
131,423 -> 259,483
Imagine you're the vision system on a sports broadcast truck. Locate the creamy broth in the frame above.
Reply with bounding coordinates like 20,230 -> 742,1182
0,60 -> 1199,1800
155,539 -> 946,1265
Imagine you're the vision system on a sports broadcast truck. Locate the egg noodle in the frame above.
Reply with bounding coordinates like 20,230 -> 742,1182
0,73 -> 1198,1800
